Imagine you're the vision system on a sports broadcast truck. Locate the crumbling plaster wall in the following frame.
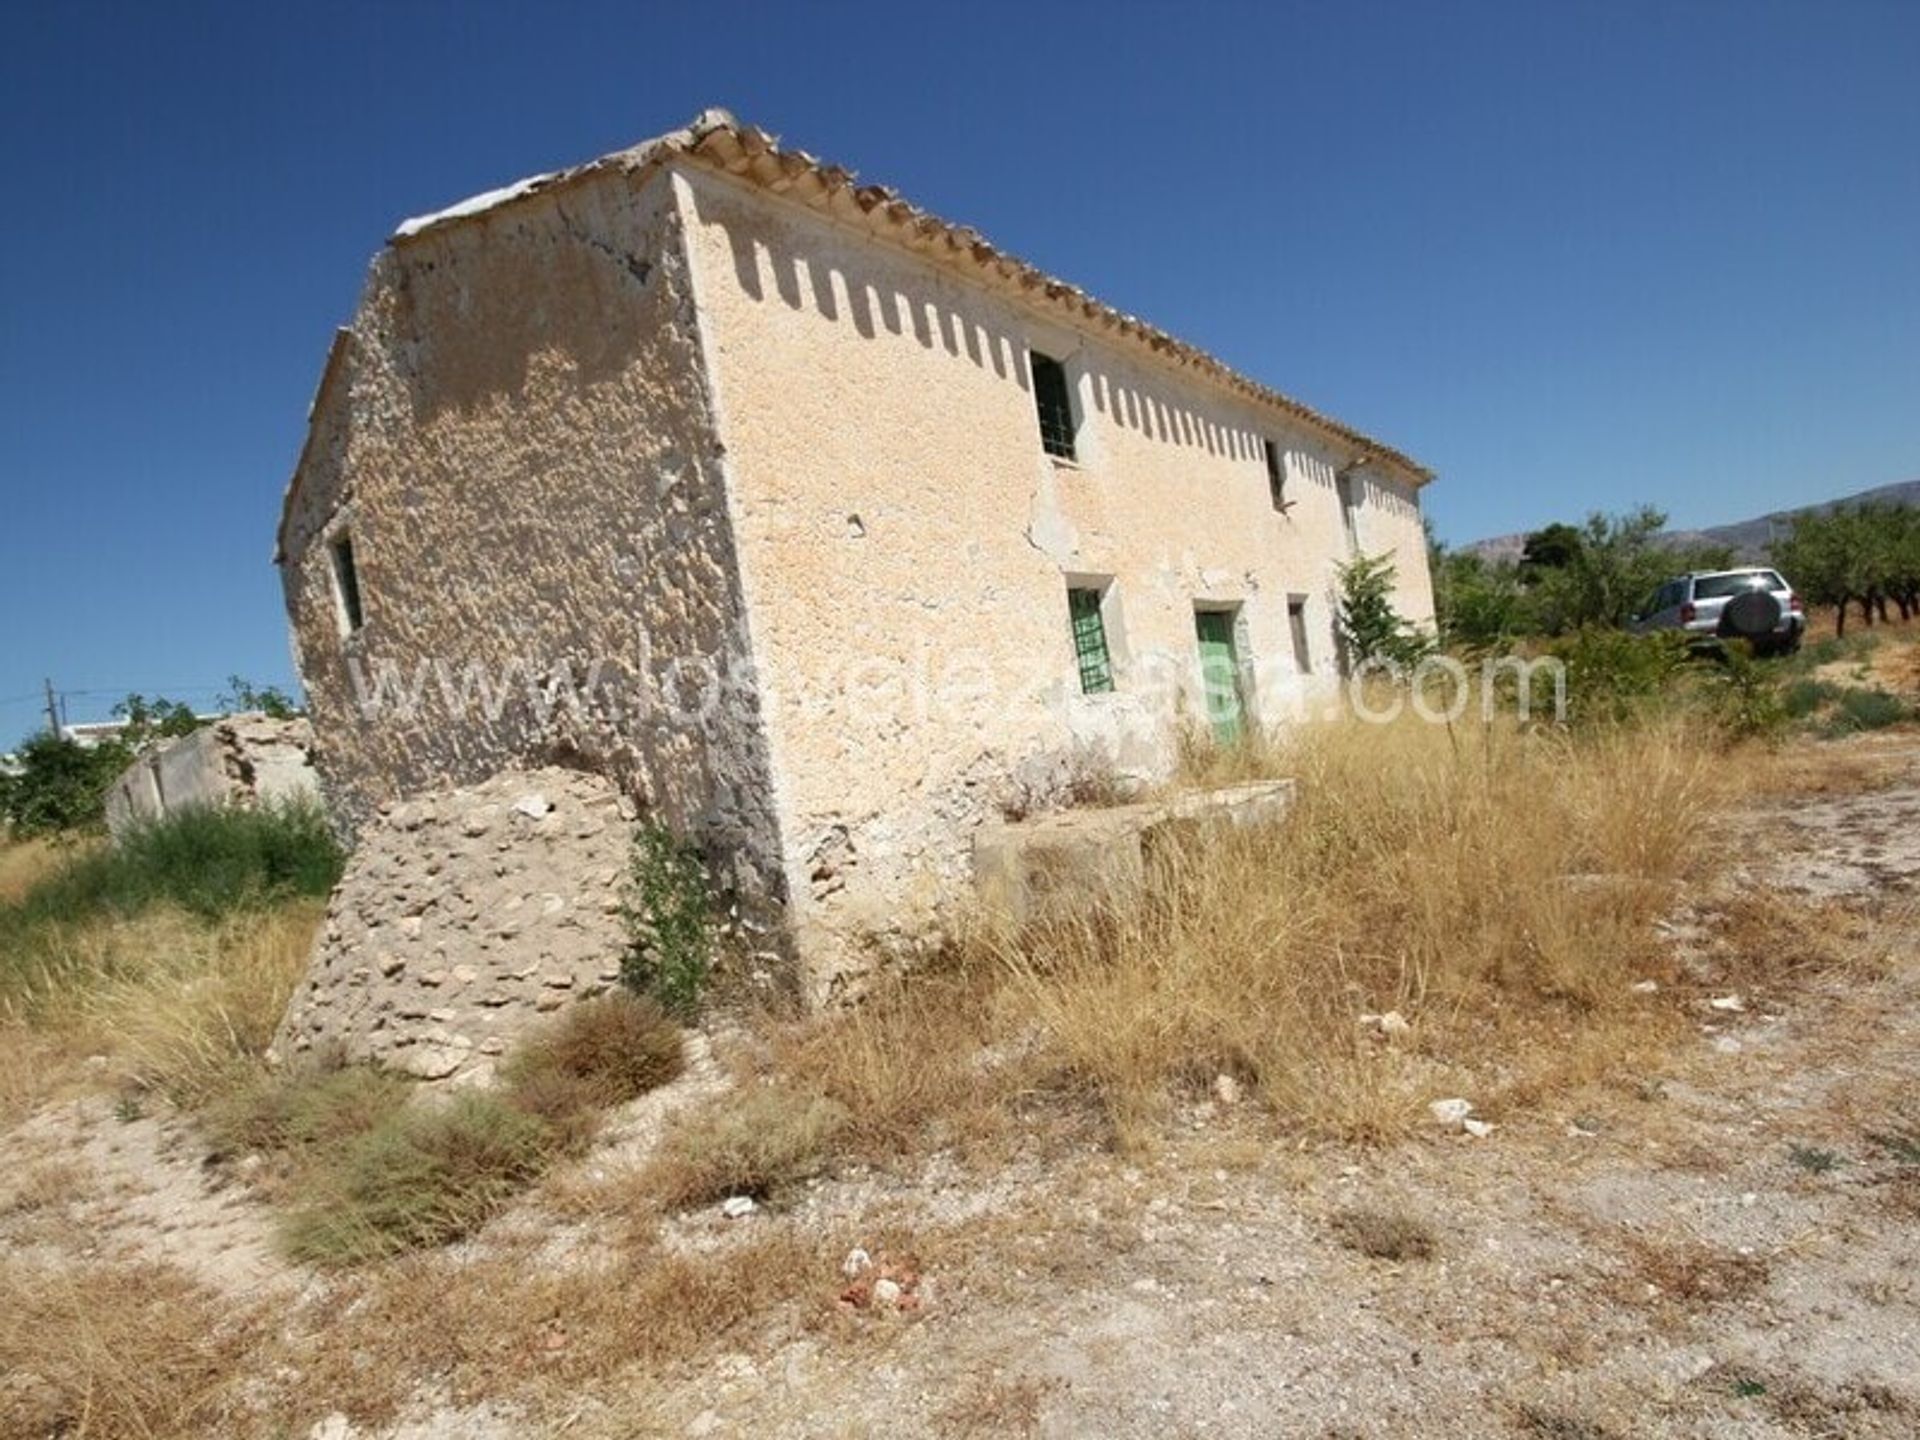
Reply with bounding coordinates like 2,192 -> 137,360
674,164 -> 1433,985
103,715 -> 319,839
280,167 -> 788,915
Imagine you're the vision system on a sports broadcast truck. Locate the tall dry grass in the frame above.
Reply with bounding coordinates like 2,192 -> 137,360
695,707 -> 1753,1168
0,836 -> 77,906
0,1258 -> 258,1437
76,901 -> 325,1107
998,712 -> 1740,1143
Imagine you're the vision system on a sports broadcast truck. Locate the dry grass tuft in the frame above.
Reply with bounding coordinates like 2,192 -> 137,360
0,1258 -> 259,1439
762,970 -> 1003,1160
702,708 -> 1758,1159
1330,1203 -> 1440,1261
505,991 -> 685,1108
272,1229 -> 824,1427
646,1086 -> 849,1209
1629,1237 -> 1771,1307
283,1091 -> 558,1264
206,1055 -> 412,1166
987,712 -> 1741,1145
0,836 -> 74,906
937,1374 -> 1056,1436
0,1024 -> 85,1124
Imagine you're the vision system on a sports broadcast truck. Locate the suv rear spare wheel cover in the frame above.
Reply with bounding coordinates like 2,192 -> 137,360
1721,590 -> 1782,638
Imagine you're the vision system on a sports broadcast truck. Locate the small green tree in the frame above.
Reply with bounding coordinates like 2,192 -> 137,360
1335,553 -> 1433,669
0,730 -> 134,835
113,693 -> 203,748
1431,545 -> 1528,650
1520,522 -> 1585,574
217,675 -> 302,720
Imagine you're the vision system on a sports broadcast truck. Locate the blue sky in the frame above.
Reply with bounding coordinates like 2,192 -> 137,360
2,0 -> 1916,740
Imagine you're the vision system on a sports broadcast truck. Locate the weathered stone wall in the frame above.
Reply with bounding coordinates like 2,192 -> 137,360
104,715 -> 319,839
278,140 -> 1433,1006
278,165 -> 787,913
674,163 -> 1434,988
272,767 -> 632,1084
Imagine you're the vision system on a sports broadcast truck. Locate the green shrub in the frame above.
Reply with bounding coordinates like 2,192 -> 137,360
1545,628 -> 1690,727
1711,645 -> 1788,743
0,801 -> 344,1008
3,800 -> 341,929
1800,637 -> 1844,668
646,1087 -> 848,1209
0,732 -> 132,836
620,823 -> 717,1019
1781,678 -> 1839,719
283,1092 -> 557,1263
1824,688 -> 1910,736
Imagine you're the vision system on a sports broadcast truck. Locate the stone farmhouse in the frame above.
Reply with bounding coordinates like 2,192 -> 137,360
277,109 -> 1435,1000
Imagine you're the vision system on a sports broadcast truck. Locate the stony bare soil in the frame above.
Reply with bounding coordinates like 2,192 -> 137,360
4,736 -> 1920,1438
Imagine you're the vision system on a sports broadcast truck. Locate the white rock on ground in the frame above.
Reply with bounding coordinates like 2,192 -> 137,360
1429,1098 -> 1475,1129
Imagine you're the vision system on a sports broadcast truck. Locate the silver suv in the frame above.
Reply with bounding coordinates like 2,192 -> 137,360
1632,568 -> 1805,656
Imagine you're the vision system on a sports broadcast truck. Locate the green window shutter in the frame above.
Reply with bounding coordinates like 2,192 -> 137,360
1067,588 -> 1115,694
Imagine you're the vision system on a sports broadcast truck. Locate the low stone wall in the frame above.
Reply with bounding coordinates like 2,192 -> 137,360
271,766 -> 636,1084
972,779 -> 1297,926
104,715 -> 319,838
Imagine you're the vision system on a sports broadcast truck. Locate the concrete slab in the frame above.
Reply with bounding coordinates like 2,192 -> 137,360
973,778 -> 1295,926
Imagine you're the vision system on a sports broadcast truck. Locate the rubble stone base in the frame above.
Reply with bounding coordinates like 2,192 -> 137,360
272,767 -> 636,1084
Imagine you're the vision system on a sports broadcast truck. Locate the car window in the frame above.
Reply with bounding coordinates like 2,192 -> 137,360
1692,573 -> 1774,599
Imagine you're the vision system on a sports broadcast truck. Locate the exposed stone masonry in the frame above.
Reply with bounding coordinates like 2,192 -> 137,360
272,767 -> 635,1084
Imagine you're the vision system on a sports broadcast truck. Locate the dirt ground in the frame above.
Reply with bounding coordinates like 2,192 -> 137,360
4,735 -> 1919,1439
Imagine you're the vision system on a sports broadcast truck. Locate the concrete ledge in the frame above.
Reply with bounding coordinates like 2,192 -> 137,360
973,778 -> 1296,927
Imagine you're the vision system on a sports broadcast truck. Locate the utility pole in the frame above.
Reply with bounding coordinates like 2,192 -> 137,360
43,678 -> 60,738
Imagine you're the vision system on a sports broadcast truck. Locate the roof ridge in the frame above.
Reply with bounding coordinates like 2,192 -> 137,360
384,109 -> 1431,483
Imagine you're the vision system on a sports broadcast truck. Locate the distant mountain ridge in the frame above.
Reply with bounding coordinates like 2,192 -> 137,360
1461,477 -> 1920,566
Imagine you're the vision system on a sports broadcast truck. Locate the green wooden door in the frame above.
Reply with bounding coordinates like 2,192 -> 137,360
1194,611 -> 1244,746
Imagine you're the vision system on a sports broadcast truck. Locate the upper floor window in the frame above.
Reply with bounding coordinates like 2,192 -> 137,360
1337,472 -> 1362,553
1030,351 -> 1078,461
329,532 -> 365,636
1263,440 -> 1288,510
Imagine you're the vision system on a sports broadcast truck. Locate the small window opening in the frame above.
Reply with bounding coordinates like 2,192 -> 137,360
1337,473 -> 1361,552
1288,596 -> 1313,673
1030,352 -> 1078,461
1066,586 -> 1115,694
1264,440 -> 1288,510
329,532 -> 365,636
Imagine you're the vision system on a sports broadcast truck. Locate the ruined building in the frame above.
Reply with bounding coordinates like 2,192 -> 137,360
276,110 -> 1435,1009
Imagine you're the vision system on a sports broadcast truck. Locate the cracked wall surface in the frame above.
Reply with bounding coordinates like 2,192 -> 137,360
279,167 -> 788,923
677,164 -> 1431,988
